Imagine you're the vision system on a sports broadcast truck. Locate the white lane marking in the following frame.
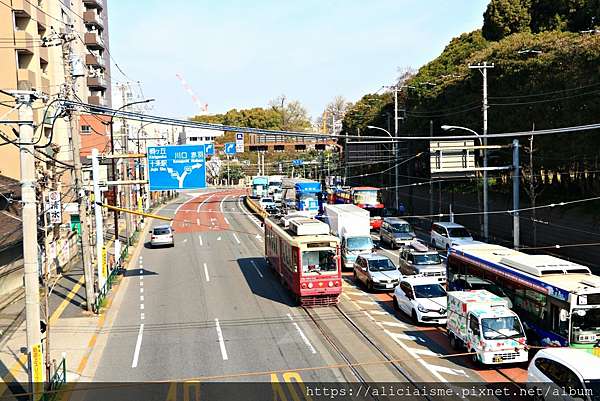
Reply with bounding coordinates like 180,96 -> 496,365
287,313 -> 317,354
404,347 -> 440,357
355,300 -> 378,306
140,296 -> 144,301
215,318 -> 228,361
196,194 -> 216,213
346,290 -> 368,296
140,280 -> 144,286
380,321 -> 407,328
203,263 -> 210,282
217,236 -> 221,241
140,304 -> 144,310
131,324 -> 144,368
342,293 -> 351,300
140,288 -> 144,293
224,217 -> 230,225
196,218 -> 200,225
238,197 -> 262,229
429,365 -> 469,378
139,269 -> 143,274
198,235 -> 203,246
368,310 -> 389,316
219,195 -> 229,213
250,261 -> 263,278
140,313 -> 145,320
232,233 -> 241,244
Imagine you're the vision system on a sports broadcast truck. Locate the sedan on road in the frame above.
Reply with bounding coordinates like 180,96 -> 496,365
393,276 -> 447,324
150,225 -> 174,248
353,254 -> 401,292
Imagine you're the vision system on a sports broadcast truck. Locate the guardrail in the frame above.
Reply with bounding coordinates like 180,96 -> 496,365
244,196 -> 269,220
41,356 -> 66,401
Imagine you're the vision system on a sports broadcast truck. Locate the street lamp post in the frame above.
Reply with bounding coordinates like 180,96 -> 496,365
441,125 -> 488,240
106,98 -> 155,243
366,125 -> 398,211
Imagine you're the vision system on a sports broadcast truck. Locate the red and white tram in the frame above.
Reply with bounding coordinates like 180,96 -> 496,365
264,216 -> 342,306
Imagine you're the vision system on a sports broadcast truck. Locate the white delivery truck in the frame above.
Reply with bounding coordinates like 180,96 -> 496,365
268,176 -> 284,202
446,290 -> 528,365
324,204 -> 374,270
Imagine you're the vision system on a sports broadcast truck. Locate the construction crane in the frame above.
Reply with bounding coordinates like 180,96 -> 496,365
175,73 -> 209,115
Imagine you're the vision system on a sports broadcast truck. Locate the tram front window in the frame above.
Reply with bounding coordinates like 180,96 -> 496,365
302,250 -> 337,274
571,308 -> 600,345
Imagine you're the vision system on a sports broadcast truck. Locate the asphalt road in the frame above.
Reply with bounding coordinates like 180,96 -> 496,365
84,188 -> 529,401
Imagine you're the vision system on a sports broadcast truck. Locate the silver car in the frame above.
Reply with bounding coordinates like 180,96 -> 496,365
353,254 -> 401,292
150,225 -> 174,248
379,218 -> 415,249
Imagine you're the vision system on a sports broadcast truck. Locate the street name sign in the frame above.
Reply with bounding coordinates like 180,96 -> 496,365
147,145 -> 206,191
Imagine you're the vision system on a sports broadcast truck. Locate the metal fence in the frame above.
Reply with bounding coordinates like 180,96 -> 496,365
41,356 -> 66,401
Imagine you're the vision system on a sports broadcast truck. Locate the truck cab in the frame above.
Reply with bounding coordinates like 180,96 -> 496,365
342,234 -> 374,270
447,290 -> 528,365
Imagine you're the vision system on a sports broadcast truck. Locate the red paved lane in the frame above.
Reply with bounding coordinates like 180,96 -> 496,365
171,189 -> 246,233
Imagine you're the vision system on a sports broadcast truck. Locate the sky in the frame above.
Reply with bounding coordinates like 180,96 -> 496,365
107,0 -> 490,120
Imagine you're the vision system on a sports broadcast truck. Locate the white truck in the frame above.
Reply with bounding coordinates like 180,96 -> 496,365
324,204 -> 374,270
446,290 -> 528,365
268,175 -> 284,202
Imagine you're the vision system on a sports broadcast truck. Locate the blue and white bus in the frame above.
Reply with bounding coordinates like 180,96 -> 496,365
448,242 -> 600,355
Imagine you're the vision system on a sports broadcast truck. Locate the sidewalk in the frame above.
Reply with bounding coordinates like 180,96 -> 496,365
0,217 -> 136,400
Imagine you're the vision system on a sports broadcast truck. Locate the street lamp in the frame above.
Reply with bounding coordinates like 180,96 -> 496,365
441,124 -> 488,240
366,126 -> 399,212
105,98 -> 155,242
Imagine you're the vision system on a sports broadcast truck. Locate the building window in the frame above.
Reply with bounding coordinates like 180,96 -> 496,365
81,125 -> 91,134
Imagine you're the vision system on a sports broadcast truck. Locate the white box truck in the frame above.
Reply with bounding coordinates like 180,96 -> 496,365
324,204 -> 373,270
446,290 -> 528,365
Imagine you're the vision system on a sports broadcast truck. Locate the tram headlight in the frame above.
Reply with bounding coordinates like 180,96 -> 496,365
307,282 -> 314,289
328,281 -> 334,287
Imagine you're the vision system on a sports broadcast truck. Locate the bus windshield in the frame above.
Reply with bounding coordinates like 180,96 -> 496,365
302,250 -> 337,274
481,316 -> 524,340
354,190 -> 379,205
571,308 -> 600,344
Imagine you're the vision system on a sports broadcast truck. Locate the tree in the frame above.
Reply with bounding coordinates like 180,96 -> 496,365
269,95 -> 312,131
316,96 -> 353,135
483,0 -> 532,41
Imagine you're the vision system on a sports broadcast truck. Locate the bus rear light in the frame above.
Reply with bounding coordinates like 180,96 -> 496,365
307,282 -> 314,289
328,281 -> 333,287
301,283 -> 307,289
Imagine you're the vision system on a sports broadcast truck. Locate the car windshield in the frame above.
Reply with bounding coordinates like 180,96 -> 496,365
481,316 -> 524,340
302,250 -> 337,274
390,223 -> 411,233
414,254 -> 441,265
413,284 -> 446,299
447,227 -> 471,238
571,308 -> 600,344
153,228 -> 171,235
346,237 -> 373,251
368,258 -> 396,272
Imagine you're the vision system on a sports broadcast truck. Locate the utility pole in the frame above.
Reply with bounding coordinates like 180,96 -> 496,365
469,62 -> 494,241
13,90 -> 43,398
120,84 -> 133,245
513,139 -> 520,249
60,33 -> 95,311
393,86 -> 399,211
91,149 -> 106,290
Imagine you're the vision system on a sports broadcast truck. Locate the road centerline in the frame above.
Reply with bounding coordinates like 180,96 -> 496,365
215,318 -> 228,361
203,262 -> 210,282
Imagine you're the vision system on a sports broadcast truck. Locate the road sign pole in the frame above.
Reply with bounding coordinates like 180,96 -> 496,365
92,148 -> 106,290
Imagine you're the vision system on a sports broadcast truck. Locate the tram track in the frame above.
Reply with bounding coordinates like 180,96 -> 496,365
302,305 -> 435,401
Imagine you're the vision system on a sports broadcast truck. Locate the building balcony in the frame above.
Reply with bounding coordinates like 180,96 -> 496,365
88,96 -> 106,107
17,69 -> 37,90
82,0 -> 104,9
37,9 -> 47,30
39,46 -> 48,63
14,31 -> 35,54
84,32 -> 104,50
12,0 -> 33,17
83,11 -> 103,28
87,76 -> 107,89
85,53 -> 105,68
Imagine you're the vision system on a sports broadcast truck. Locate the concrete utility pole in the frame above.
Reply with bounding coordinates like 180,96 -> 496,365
14,90 -> 43,396
61,33 -> 95,311
513,139 -> 520,249
393,86 -> 399,211
119,84 -> 133,244
91,149 -> 106,290
469,62 -> 494,241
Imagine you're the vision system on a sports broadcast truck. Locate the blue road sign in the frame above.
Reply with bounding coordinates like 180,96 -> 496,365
147,145 -> 206,191
204,143 -> 215,156
292,159 -> 304,167
224,142 -> 236,155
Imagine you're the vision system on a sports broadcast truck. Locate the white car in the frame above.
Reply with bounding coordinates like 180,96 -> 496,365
393,276 -> 447,324
259,197 -> 276,210
430,222 -> 473,250
150,225 -> 174,248
527,348 -> 600,401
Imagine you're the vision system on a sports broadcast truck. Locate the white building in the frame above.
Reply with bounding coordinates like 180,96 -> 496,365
177,126 -> 224,145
